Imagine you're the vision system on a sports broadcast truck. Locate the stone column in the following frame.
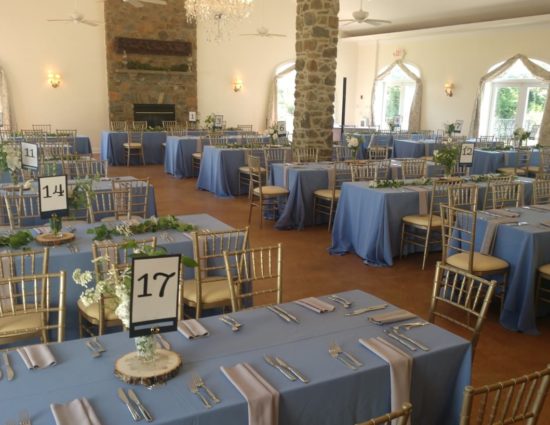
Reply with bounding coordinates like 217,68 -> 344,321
292,0 -> 339,159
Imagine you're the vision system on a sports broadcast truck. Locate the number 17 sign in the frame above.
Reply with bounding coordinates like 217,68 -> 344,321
129,255 -> 181,337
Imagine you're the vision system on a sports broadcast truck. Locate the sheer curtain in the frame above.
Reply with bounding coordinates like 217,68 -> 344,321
370,60 -> 423,131
470,54 -> 550,143
0,67 -> 12,129
265,63 -> 295,128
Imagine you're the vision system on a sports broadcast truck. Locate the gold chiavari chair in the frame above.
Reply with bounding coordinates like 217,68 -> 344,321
222,243 -> 283,312
4,191 -> 40,229
162,120 -> 177,129
237,124 -> 253,133
182,228 -> 249,318
239,150 -> 266,196
192,136 -> 209,176
351,160 -> 390,182
367,146 -> 389,160
248,156 -> 289,228
74,158 -> 108,179
264,147 -> 291,182
448,184 -> 479,211
401,158 -> 426,179
459,365 -> 550,425
355,403 -> 412,425
110,121 -> 127,131
0,248 -> 49,278
168,125 -> 187,137
0,129 -> 13,141
209,134 -> 227,147
55,129 -> 77,149
533,179 -> 550,205
482,175 -> 513,210
428,262 -> 496,353
400,178 -> 462,270
535,263 -> 550,314
497,147 -> 531,176
86,187 -> 131,223
78,238 -> 157,336
131,121 -> 148,131
333,145 -> 354,161
535,172 -> 550,181
38,139 -> 72,161
293,147 -> 319,163
113,177 -> 150,219
32,124 -> 52,133
312,162 -> 352,230
21,129 -> 45,140
440,204 -> 509,311
489,181 -> 523,209
123,131 -> 145,166
0,271 -> 66,346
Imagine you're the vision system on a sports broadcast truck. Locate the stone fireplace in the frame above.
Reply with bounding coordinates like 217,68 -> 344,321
103,2 -> 197,123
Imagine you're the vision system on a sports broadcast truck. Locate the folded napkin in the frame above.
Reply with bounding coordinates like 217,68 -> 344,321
177,319 -> 209,339
406,186 -> 430,215
368,309 -> 416,325
32,226 -> 51,235
294,297 -> 335,313
480,217 -> 518,255
221,363 -> 279,425
485,209 -> 520,218
17,344 -> 57,369
51,398 -> 102,425
359,337 -> 412,424
532,204 -> 550,211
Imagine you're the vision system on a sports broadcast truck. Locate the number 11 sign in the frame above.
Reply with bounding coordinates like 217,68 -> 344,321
129,255 -> 181,337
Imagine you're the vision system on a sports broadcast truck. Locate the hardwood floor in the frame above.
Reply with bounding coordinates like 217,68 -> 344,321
113,164 -> 550,421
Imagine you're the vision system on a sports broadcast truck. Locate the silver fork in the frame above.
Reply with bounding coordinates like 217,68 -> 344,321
188,380 -> 212,408
328,343 -> 357,370
192,373 -> 220,404
19,411 -> 31,425
85,341 -> 101,358
331,342 -> 363,368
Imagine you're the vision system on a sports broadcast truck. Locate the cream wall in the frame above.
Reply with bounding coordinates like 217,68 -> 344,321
346,21 -> 550,134
334,41 -> 357,127
0,0 -> 108,151
196,0 -> 296,131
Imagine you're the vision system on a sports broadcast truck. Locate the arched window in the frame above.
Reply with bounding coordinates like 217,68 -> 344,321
479,57 -> 550,141
372,62 -> 421,131
266,61 -> 295,139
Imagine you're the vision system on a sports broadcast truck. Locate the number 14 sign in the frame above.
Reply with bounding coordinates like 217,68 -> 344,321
129,255 -> 181,337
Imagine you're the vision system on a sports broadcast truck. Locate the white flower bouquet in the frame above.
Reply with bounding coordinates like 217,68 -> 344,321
347,136 -> 360,159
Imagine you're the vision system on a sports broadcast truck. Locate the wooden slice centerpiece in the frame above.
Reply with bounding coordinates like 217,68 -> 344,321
114,349 -> 182,386
35,232 -> 75,246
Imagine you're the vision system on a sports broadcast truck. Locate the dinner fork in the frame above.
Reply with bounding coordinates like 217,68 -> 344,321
330,343 -> 363,368
192,373 -> 220,404
19,410 -> 31,425
85,341 -> 101,358
188,380 -> 212,408
328,344 -> 357,370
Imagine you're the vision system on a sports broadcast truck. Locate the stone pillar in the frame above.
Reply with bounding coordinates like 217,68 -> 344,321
293,0 -> 339,159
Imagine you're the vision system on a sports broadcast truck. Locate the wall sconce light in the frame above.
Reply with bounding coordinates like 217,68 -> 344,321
233,79 -> 243,92
444,82 -> 454,97
48,72 -> 61,88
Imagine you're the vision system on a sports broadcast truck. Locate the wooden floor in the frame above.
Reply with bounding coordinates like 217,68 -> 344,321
112,164 -> 550,420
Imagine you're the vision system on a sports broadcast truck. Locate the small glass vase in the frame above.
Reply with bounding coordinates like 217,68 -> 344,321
10,171 -> 19,187
49,214 -> 62,236
135,335 -> 157,363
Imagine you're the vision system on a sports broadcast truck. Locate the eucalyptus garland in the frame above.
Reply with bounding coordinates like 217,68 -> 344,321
0,230 -> 34,249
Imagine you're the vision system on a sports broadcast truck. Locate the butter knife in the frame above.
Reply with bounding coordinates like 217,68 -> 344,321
267,306 -> 291,322
272,305 -> 300,323
3,352 -> 14,381
128,389 -> 153,422
264,355 -> 296,381
345,304 -> 388,316
393,329 -> 430,351
275,357 -> 309,383
384,329 -> 417,351
117,388 -> 142,421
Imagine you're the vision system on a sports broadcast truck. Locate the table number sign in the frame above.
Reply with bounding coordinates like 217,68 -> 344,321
38,175 -> 68,218
129,255 -> 181,337
189,111 -> 197,122
459,143 -> 475,166
214,115 -> 224,130
21,142 -> 38,170
277,121 -> 287,137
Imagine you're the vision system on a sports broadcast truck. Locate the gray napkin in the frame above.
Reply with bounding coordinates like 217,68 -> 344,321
294,297 -> 335,313
51,398 -> 102,425
480,217 -> 518,255
368,309 -> 416,325
177,319 -> 209,339
17,344 -> 57,369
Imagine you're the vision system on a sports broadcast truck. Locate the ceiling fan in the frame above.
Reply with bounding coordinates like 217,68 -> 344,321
47,0 -> 101,26
240,26 -> 286,38
122,0 -> 167,7
339,0 -> 391,26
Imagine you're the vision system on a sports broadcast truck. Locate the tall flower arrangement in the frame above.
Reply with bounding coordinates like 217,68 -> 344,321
346,136 -> 360,159
433,140 -> 460,177
513,127 -> 530,147
0,143 -> 22,184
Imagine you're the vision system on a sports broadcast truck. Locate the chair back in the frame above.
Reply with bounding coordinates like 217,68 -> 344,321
74,159 -> 108,179
0,271 -> 66,345
55,129 -> 77,152
448,184 -> 479,211
113,178 -> 150,219
428,262 -> 496,350
38,140 -> 71,161
237,124 -> 253,133
0,248 -> 49,279
110,121 -> 127,131
223,243 -> 282,312
490,181 -> 523,209
440,204 -> 476,271
333,145 -> 354,161
429,178 -> 463,219
332,162 -> 353,191
368,146 -> 389,160
168,125 -> 187,136
127,131 -> 144,146
351,160 -> 390,182
132,121 -> 148,131
401,158 -> 426,179
539,149 -> 550,174
162,120 -> 177,129
4,191 -> 41,229
293,147 -> 319,163
356,403 -> 412,425
534,179 -> 550,205
32,124 -> 52,133
483,175 -> 513,209
209,134 -> 227,146
86,188 -> 131,223
459,364 -> 550,425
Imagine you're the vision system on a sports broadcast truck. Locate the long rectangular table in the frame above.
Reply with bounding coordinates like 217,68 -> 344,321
393,139 -> 437,158
471,149 -> 541,175
100,131 -> 167,165
0,290 -> 471,425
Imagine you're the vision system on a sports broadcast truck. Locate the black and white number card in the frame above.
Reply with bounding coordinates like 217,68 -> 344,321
21,142 -> 38,170
214,115 -> 224,129
38,175 -> 68,218
189,111 -> 197,122
277,121 -> 287,136
129,255 -> 181,337
459,143 -> 475,166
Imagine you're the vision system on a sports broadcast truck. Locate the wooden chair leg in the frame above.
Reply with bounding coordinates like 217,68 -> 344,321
422,226 -> 431,270
399,222 -> 406,259
248,199 -> 254,224
78,313 -> 84,338
312,196 -> 317,226
328,198 -> 335,232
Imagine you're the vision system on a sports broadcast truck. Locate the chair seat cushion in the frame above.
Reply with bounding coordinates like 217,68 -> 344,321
446,252 -> 509,273
239,166 -> 266,174
192,153 -> 202,159
77,298 -> 120,321
253,186 -> 289,196
527,165 -> 541,173
496,167 -> 526,176
123,143 -> 142,148
183,277 -> 230,304
538,263 -> 550,276
314,189 -> 340,199
0,310 -> 42,335
402,214 -> 442,227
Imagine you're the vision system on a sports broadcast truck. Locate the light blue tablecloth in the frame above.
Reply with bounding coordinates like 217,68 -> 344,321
471,150 -> 541,175
393,139 -> 436,158
0,290 -> 471,425
12,136 -> 92,155
100,131 -> 167,165
353,134 -> 394,159
164,136 -> 201,178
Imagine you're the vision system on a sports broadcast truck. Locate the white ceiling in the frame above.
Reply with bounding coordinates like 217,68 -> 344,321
338,0 -> 550,37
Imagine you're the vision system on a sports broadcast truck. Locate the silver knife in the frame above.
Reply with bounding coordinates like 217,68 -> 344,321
393,329 -> 430,351
384,329 -> 417,351
3,352 -> 14,381
267,306 -> 291,322
264,355 -> 296,381
117,388 -> 142,421
275,357 -> 309,383
345,304 -> 388,316
272,305 -> 300,323
128,389 -> 153,422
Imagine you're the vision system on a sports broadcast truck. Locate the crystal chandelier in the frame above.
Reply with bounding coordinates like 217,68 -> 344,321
184,0 -> 254,41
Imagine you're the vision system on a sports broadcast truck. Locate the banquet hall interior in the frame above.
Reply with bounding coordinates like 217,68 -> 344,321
1,0 -> 550,424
